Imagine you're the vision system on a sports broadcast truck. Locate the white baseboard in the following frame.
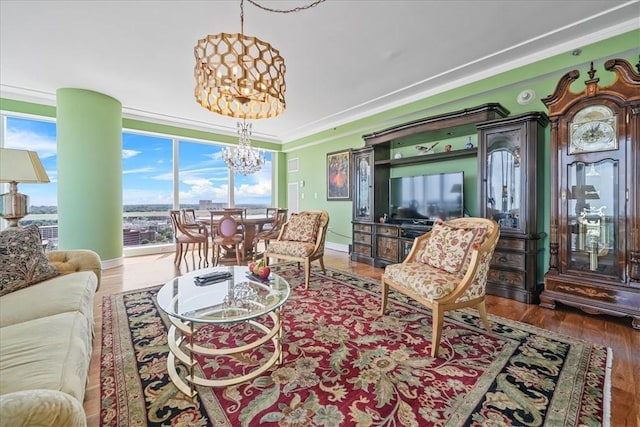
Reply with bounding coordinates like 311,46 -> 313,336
325,242 -> 349,253
101,256 -> 123,270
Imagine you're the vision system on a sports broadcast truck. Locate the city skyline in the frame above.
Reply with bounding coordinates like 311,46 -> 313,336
4,116 -> 273,208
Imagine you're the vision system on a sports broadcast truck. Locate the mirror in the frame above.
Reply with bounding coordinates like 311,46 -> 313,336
486,132 -> 521,229
356,155 -> 371,218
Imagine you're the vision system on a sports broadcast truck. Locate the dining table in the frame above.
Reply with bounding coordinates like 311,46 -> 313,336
197,214 -> 274,260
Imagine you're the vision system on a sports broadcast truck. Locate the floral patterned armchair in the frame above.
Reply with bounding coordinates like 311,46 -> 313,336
380,217 -> 500,357
265,210 -> 329,290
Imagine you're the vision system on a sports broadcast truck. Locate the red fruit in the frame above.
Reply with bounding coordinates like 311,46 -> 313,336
248,262 -> 256,273
258,266 -> 270,279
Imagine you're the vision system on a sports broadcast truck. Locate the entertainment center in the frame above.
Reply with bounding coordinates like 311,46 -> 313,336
351,103 -> 550,303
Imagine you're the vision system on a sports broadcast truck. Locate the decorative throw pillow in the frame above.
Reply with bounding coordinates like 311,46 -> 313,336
281,212 -> 321,243
420,220 -> 487,274
0,225 -> 59,296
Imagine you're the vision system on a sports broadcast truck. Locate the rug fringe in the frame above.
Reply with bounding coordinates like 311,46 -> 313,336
604,347 -> 613,427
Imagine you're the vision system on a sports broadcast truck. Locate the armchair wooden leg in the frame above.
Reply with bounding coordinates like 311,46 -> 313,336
477,300 -> 491,333
380,275 -> 389,315
431,305 -> 445,358
304,259 -> 311,290
235,245 -> 241,266
318,256 -> 326,274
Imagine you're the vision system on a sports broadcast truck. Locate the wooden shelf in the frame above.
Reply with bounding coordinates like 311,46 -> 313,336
375,148 -> 477,166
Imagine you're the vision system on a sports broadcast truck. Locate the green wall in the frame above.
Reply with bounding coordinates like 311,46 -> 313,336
282,30 -> 640,275
0,29 -> 638,269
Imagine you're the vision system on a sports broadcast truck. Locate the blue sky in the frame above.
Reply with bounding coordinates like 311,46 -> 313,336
4,116 -> 272,207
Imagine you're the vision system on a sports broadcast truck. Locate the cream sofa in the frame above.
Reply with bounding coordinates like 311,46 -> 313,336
0,250 -> 101,427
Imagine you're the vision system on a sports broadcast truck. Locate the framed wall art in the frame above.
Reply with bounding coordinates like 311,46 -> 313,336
326,149 -> 351,201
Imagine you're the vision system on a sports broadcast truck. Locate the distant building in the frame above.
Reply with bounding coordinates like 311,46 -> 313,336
123,229 -> 141,246
199,200 -> 226,210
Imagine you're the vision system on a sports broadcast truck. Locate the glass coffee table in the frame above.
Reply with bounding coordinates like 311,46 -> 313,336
156,266 -> 290,397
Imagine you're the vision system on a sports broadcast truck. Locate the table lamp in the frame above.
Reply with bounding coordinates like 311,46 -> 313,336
0,148 -> 50,227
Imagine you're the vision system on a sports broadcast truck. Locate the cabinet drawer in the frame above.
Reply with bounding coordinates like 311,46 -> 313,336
353,232 -> 372,245
353,243 -> 371,257
488,268 -> 525,289
491,251 -> 525,269
354,223 -> 373,233
401,239 -> 413,261
377,225 -> 399,236
496,238 -> 525,251
376,236 -> 398,262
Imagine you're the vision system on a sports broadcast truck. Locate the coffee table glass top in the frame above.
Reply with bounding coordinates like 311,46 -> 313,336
156,266 -> 290,324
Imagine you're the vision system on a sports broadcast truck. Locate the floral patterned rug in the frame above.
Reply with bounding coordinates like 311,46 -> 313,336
100,263 -> 611,426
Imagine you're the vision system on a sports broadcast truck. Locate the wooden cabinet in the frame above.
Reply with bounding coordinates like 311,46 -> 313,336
375,224 -> 400,265
351,146 -> 389,264
352,222 -> 373,262
351,103 -> 509,266
477,112 -> 549,303
540,59 -> 640,328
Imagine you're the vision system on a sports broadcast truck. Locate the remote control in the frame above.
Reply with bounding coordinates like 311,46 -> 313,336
195,272 -> 231,282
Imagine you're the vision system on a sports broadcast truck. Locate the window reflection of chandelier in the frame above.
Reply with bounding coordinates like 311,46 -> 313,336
222,120 -> 265,175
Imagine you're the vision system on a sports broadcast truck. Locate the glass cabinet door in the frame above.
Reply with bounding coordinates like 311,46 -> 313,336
485,129 -> 523,232
566,160 -> 618,275
353,148 -> 373,221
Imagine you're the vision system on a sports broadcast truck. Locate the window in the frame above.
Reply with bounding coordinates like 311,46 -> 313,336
234,151 -> 273,216
1,114 -> 274,253
122,132 -> 174,248
2,115 -> 59,246
178,140 -> 229,211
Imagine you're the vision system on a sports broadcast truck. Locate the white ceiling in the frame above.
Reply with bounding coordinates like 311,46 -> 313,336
1,1 -> 638,144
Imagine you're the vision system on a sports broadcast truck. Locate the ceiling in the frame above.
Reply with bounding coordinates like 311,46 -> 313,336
1,1 -> 638,144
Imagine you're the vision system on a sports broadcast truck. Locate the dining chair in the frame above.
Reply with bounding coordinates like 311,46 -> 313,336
168,209 -> 209,267
209,210 -> 245,266
264,210 -> 329,290
380,217 -> 499,357
182,208 -> 197,225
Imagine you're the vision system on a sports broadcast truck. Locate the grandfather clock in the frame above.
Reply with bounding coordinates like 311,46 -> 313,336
541,58 -> 640,328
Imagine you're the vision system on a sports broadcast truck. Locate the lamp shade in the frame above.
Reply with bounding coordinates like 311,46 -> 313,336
0,148 -> 50,183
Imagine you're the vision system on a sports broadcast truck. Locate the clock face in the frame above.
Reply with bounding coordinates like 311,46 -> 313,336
569,105 -> 617,154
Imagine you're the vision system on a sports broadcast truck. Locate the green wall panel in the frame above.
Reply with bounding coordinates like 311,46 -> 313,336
56,88 -> 123,261
282,31 -> 639,271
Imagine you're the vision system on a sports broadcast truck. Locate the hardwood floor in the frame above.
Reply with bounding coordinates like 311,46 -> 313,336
84,249 -> 640,427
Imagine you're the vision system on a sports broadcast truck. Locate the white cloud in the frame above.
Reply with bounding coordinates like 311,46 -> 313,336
122,149 -> 141,159
123,167 -> 155,175
122,188 -> 173,205
6,129 -> 57,158
179,182 -> 228,203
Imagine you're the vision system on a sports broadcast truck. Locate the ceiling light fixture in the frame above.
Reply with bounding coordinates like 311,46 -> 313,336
195,0 -> 325,174
194,0 -> 286,120
222,120 -> 265,175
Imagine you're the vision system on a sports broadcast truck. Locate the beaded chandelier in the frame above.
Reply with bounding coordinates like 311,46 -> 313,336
221,120 -> 265,175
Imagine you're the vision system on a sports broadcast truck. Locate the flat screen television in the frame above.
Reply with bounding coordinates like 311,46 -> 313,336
389,172 -> 464,222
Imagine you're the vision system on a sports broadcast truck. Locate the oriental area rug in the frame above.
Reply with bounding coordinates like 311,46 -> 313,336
100,264 -> 611,426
